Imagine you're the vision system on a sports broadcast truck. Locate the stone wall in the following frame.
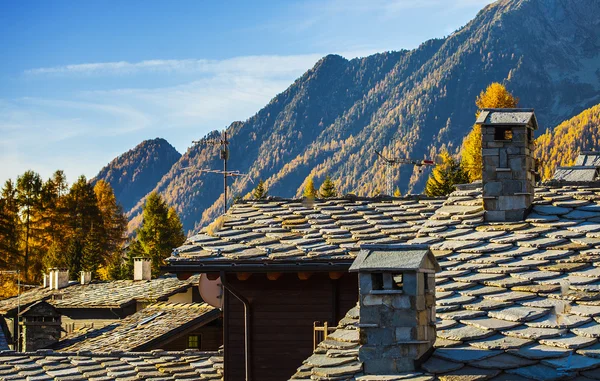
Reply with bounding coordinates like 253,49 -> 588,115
482,124 -> 535,221
358,271 -> 436,374
21,321 -> 61,351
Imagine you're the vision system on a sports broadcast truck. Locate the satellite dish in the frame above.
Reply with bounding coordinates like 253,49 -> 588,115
199,274 -> 223,309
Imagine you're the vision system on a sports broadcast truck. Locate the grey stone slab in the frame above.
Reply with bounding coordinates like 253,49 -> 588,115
436,365 -> 500,381
503,326 -> 566,340
461,317 -> 521,331
533,205 -> 572,216
539,333 -> 597,349
470,353 -> 536,370
506,364 -> 573,381
433,346 -> 502,362
469,333 -> 533,350
509,343 -> 571,360
573,322 -> 600,338
437,324 -> 494,341
421,356 -> 464,374
543,354 -> 600,371
527,314 -> 592,329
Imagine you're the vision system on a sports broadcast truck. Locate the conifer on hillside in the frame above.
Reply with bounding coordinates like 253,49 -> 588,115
425,150 -> 469,196
320,176 -> 337,198
252,180 -> 268,200
304,177 -> 318,198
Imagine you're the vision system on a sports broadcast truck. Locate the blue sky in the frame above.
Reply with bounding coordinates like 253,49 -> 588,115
0,0 -> 494,184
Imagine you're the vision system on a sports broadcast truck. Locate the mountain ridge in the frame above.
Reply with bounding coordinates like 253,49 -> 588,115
104,0 -> 600,234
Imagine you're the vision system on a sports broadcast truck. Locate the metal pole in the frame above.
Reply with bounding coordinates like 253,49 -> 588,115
224,131 -> 227,214
17,270 -> 20,352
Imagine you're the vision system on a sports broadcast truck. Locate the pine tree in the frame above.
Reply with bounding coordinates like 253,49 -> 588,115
425,150 -> 470,197
134,192 -> 186,277
252,180 -> 267,200
461,83 -> 519,181
303,177 -> 318,198
0,180 -> 20,270
393,187 -> 402,197
81,224 -> 104,277
94,180 -> 127,277
16,171 -> 43,281
319,175 -> 337,198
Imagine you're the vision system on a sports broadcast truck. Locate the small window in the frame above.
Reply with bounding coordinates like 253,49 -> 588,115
494,127 -> 513,141
424,273 -> 432,293
371,273 -> 383,290
188,335 -> 201,349
392,274 -> 403,290
527,128 -> 533,142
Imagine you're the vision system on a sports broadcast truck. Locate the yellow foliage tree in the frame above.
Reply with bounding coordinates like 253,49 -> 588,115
303,177 -> 318,198
461,83 -> 519,181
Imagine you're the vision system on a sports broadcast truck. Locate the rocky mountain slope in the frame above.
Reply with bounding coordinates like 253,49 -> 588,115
535,102 -> 600,180
116,0 -> 600,234
92,138 -> 181,212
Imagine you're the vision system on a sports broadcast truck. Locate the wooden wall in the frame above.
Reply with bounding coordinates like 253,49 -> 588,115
224,271 -> 358,381
153,319 -> 223,351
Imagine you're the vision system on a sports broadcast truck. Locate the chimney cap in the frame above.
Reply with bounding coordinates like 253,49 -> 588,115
476,108 -> 538,130
349,245 -> 440,273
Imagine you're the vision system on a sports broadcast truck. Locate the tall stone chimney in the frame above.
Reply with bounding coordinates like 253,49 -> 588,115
349,244 -> 440,375
134,257 -> 152,281
477,108 -> 539,222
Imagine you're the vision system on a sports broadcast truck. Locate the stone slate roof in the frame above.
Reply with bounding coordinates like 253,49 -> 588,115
553,166 -> 600,182
0,274 -> 199,315
290,185 -> 600,380
476,108 -> 538,128
576,152 -> 600,167
0,350 -> 223,380
349,246 -> 439,272
55,302 -> 220,352
168,197 -> 446,269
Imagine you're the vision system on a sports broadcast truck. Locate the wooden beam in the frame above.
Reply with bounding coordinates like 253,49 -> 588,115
236,272 -> 252,281
329,272 -> 344,280
267,272 -> 282,281
298,272 -> 313,280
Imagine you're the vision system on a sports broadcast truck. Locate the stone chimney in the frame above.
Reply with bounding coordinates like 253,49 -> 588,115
349,244 -> 440,374
49,268 -> 69,290
18,301 -> 61,352
80,271 -> 92,285
477,108 -> 539,222
134,257 -> 152,281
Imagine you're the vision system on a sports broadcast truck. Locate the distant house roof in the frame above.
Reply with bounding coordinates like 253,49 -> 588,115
552,152 -> 600,183
553,166 -> 599,182
576,152 -> 600,167
167,197 -> 446,271
0,350 -> 223,380
55,302 -> 220,352
349,245 -> 440,272
290,185 -> 600,380
476,108 -> 538,129
0,274 -> 199,315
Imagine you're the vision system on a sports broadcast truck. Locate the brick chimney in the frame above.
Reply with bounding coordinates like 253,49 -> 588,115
349,244 -> 440,374
477,108 -> 539,221
134,257 -> 152,281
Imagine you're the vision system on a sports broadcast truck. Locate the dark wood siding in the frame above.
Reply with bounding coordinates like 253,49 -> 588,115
224,272 -> 357,381
152,319 -> 223,351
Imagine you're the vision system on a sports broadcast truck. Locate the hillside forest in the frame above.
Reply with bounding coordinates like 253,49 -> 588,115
0,171 -> 185,298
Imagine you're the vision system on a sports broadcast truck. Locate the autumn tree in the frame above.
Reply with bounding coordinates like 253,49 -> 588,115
0,180 -> 20,270
461,83 -> 519,181
425,150 -> 469,196
303,176 -> 318,198
132,192 -> 186,277
252,179 -> 267,200
16,171 -> 43,281
320,175 -> 337,198
393,187 -> 401,197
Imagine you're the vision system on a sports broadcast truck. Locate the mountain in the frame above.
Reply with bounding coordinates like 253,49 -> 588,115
92,138 -> 181,212
122,0 -> 600,234
535,103 -> 600,180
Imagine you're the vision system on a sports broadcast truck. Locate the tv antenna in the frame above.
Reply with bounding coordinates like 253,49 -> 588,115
374,150 -> 436,196
190,130 -> 252,214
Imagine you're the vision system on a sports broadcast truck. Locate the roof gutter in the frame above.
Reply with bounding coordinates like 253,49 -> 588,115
163,261 -> 353,274
220,271 -> 252,381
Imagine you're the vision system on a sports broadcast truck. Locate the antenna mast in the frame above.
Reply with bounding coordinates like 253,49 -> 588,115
192,130 -> 252,214
374,150 -> 435,196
